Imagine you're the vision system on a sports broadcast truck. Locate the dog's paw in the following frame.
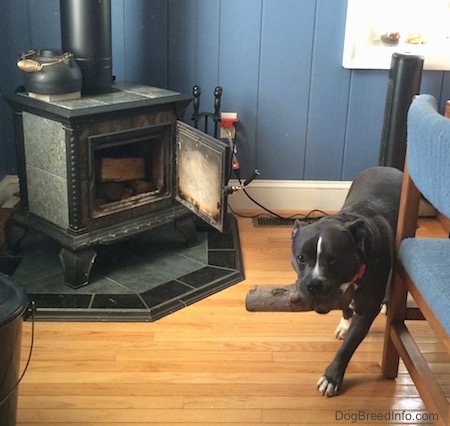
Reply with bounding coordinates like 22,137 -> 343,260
317,375 -> 339,397
334,317 -> 352,340
380,303 -> 388,315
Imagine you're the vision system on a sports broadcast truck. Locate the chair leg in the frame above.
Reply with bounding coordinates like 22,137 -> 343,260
381,270 -> 408,379
382,332 -> 400,379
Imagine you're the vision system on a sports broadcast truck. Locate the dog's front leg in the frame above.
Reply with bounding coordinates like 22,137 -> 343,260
317,309 -> 378,397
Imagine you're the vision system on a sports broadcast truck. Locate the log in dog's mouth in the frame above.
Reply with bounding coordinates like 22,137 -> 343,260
299,292 -> 341,314
312,301 -> 335,314
293,282 -> 343,314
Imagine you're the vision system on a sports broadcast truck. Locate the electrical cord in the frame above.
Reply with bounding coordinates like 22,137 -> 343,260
228,167 -> 329,221
223,127 -> 327,222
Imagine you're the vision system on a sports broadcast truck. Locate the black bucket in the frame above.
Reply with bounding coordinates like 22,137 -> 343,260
0,273 -> 28,426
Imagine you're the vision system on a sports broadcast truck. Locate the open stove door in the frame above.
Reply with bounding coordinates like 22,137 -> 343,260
175,121 -> 230,232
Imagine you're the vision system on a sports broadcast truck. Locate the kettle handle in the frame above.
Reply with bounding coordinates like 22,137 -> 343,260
17,50 -> 74,73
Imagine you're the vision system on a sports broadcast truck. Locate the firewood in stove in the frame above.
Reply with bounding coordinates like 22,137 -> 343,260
96,182 -> 127,202
120,188 -> 134,200
128,179 -> 156,194
96,157 -> 146,182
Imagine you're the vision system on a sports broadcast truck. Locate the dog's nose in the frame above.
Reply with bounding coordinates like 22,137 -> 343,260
307,278 -> 325,296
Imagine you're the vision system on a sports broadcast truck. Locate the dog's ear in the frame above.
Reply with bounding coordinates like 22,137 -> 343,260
345,219 -> 366,249
292,219 -> 308,239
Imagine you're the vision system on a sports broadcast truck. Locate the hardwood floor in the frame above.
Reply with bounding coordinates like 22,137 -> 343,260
16,213 -> 449,425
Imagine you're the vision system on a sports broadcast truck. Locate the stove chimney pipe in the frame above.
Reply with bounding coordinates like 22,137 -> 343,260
60,0 -> 113,94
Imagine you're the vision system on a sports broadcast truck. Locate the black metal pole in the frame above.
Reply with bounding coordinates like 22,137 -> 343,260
60,0 -> 113,94
379,52 -> 424,170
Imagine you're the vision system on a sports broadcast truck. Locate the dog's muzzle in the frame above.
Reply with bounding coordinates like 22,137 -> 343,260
306,277 -> 328,297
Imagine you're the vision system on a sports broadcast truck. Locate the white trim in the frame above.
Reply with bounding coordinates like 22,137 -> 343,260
227,179 -> 351,212
0,175 -> 19,206
0,175 -> 352,213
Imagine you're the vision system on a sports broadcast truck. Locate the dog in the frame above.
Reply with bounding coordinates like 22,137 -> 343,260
291,166 -> 403,397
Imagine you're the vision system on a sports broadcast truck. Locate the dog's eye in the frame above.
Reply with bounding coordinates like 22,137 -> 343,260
297,254 -> 305,263
328,257 -> 337,265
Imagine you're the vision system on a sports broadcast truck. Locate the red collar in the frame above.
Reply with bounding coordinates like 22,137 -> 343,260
352,263 -> 366,283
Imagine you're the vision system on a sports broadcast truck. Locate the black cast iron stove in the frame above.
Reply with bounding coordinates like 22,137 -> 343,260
6,83 -> 230,288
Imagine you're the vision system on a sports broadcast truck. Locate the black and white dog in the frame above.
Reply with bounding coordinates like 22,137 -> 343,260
291,167 -> 403,397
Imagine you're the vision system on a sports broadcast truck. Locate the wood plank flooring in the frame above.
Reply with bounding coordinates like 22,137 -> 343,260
16,214 -> 449,425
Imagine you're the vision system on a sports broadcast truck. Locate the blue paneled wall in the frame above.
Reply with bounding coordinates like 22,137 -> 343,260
1,0 -> 450,182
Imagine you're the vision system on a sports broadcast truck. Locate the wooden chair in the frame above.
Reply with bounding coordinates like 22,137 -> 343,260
382,94 -> 450,425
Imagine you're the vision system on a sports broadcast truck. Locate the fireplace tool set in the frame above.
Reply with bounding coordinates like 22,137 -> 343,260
191,84 -> 260,195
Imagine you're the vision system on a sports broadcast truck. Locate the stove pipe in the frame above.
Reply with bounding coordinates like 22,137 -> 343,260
60,0 -> 113,94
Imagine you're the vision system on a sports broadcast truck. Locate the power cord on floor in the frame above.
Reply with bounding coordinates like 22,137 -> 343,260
222,128 -> 328,222
227,168 -> 329,221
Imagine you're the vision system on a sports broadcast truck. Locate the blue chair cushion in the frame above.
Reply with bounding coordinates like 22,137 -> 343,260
407,95 -> 450,218
399,238 -> 450,335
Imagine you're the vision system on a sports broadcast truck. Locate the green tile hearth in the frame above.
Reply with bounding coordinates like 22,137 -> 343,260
0,215 -> 243,321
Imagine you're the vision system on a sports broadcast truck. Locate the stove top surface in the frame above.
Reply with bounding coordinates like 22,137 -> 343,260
18,82 -> 182,110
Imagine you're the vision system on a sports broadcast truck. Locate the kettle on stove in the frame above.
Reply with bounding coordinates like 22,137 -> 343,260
17,49 -> 82,95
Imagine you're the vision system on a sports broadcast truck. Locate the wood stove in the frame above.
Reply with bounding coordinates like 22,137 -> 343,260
6,83 -> 230,288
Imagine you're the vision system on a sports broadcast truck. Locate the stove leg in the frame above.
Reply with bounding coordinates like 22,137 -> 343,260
59,247 -> 97,289
175,215 -> 198,247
